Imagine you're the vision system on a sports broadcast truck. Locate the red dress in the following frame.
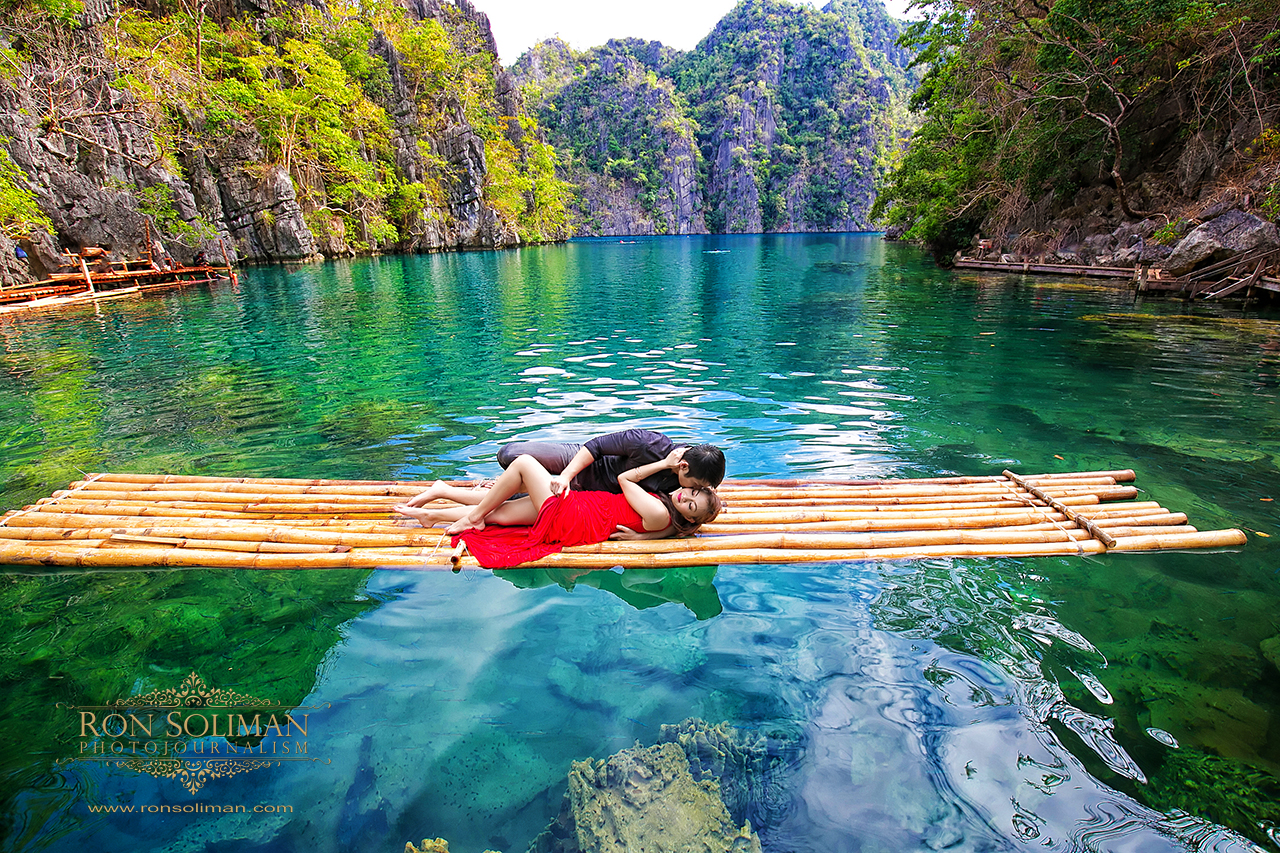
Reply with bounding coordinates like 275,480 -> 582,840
452,491 -> 666,568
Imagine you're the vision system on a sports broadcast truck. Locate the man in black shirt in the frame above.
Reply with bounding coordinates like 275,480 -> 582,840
496,428 -> 725,497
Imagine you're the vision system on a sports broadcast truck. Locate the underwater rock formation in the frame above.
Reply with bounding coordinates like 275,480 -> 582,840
528,723 -> 769,853
1262,635 -> 1280,675
406,840 -> 500,853
568,741 -> 760,853
658,718 -> 795,833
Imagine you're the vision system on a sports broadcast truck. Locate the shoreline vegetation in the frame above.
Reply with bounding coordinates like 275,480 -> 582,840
872,0 -> 1280,293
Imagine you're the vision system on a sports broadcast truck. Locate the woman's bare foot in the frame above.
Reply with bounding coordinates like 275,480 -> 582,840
394,504 -> 443,527
402,481 -> 448,508
445,511 -> 486,535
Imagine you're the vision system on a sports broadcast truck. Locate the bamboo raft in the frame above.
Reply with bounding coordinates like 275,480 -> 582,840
0,469 -> 1247,571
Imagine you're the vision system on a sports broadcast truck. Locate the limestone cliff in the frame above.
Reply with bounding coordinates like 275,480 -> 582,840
511,0 -> 916,237
0,0 -> 570,285
515,39 -> 706,237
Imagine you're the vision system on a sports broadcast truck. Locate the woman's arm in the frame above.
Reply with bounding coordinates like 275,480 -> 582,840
616,449 -> 684,534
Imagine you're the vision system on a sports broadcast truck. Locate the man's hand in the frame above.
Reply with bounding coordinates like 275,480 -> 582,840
609,525 -> 642,540
549,473 -> 573,495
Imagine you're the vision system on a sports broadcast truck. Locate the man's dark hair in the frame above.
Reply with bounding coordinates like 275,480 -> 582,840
683,444 -> 726,486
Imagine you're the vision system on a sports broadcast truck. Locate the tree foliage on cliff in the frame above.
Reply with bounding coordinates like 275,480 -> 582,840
0,0 -> 570,250
514,0 -> 917,235
872,0 -> 1280,249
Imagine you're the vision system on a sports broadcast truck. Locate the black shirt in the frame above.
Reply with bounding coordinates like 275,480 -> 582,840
572,429 -> 680,494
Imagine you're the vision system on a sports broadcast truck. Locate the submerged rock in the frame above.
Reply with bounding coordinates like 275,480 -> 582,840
658,718 -> 795,833
566,742 -> 762,853
1261,635 -> 1280,676
529,732 -> 765,853
406,840 -> 501,853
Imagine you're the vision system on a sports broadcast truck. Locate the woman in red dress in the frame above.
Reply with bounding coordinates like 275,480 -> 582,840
394,449 -> 722,568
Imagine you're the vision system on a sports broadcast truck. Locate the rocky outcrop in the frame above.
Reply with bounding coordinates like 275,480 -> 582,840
0,0 -> 561,287
517,40 -> 707,237
1165,210 -> 1280,275
0,47 -> 243,277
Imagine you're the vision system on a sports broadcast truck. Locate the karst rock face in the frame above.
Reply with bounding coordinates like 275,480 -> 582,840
0,0 -> 556,285
512,0 -> 917,237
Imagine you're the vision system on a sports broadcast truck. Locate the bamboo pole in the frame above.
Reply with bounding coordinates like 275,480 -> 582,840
81,469 -> 1137,488
68,480 -> 429,498
50,488 -> 407,506
58,481 -> 1134,505
0,520 -> 1200,552
101,534 -> 352,553
0,540 -> 449,569
3,510 -> 425,531
1004,469 -> 1116,547
718,486 -> 1137,506
77,256 -> 95,293
33,499 -> 395,517
700,508 -> 1178,534
0,521 -> 450,548
35,491 -> 1111,517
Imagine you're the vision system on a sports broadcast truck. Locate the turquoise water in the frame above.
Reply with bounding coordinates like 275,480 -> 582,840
2,234 -> 1279,852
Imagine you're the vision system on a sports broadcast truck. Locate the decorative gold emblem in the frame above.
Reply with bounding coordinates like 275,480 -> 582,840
119,758 -> 279,794
111,672 -> 275,709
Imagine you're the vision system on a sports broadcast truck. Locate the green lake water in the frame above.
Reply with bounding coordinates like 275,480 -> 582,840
1,233 -> 1279,852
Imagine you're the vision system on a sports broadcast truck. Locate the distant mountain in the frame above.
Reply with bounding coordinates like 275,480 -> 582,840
511,0 -> 917,236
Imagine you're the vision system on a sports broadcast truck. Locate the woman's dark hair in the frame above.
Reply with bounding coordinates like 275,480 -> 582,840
682,444 -> 726,486
657,488 -> 723,537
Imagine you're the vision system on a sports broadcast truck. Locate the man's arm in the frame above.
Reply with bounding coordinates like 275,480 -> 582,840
549,446 -> 597,494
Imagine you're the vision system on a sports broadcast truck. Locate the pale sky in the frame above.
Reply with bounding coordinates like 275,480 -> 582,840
473,0 -> 922,64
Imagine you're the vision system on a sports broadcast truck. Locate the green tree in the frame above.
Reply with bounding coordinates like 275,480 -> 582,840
873,0 -> 1280,251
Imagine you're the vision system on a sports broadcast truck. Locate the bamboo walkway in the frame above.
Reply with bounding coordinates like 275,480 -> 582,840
0,469 -> 1246,570
0,265 -> 231,315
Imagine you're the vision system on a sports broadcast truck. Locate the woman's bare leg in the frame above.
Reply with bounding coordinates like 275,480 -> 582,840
393,504 -> 469,527
445,455 -> 556,534
394,495 -> 540,529
402,480 -> 489,508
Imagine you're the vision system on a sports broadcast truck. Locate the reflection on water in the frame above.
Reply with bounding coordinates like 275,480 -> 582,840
498,565 -> 725,620
1,235 -> 1279,851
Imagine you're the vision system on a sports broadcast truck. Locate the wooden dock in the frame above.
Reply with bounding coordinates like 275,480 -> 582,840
954,258 -> 1138,279
0,470 -> 1247,570
0,264 -> 231,314
954,246 -> 1280,302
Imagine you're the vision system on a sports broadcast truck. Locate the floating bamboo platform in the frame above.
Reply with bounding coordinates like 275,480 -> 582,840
0,469 -> 1247,571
